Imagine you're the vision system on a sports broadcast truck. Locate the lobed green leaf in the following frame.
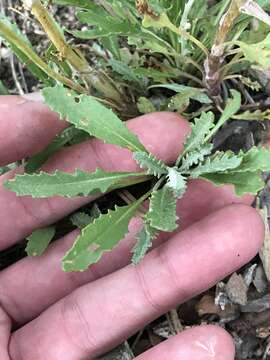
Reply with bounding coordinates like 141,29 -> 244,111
167,168 -> 187,198
150,84 -> 212,104
74,7 -> 139,39
219,90 -> 242,124
5,169 -> 146,198
70,212 -> 93,229
180,143 -> 213,171
202,172 -> 265,196
204,91 -> 242,142
0,80 -> 8,95
237,34 -> 270,70
71,205 -> 101,229
233,109 -> 268,121
133,152 -> 168,177
181,112 -> 215,157
25,127 -> 88,173
147,186 -> 178,232
62,201 -> 142,271
52,0 -> 94,8
108,59 -> 142,85
191,152 -> 242,178
236,147 -> 270,172
26,227 -> 55,257
137,97 -> 156,114
132,223 -> 157,265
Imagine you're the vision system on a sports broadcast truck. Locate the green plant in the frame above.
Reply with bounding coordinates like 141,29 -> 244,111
1,0 -> 270,271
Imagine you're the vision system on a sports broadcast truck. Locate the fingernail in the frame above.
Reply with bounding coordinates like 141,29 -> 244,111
21,92 -> 43,102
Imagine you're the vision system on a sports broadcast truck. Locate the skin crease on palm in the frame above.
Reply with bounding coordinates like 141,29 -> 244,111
0,93 -> 266,360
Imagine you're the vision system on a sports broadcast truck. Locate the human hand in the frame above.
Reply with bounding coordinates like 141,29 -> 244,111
0,94 -> 265,359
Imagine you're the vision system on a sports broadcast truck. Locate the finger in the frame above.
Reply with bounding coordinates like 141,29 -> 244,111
9,205 -> 264,359
175,178 -> 253,229
135,325 -> 235,360
0,308 -> 11,360
0,111 -> 190,250
0,95 -> 67,166
0,179 -> 253,325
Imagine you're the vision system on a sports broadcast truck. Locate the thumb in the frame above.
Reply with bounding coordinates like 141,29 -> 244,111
136,325 -> 235,360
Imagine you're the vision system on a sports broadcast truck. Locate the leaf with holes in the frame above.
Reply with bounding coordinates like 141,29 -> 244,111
43,85 -> 146,152
62,200 -> 142,271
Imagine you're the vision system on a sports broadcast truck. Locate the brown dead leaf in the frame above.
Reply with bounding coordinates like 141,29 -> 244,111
226,273 -> 248,306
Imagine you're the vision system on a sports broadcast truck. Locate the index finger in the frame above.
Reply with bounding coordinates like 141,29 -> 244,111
0,95 -> 67,166
0,111 -> 190,250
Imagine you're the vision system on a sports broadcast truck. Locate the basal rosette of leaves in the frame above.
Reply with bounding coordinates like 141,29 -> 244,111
1,0 -> 270,271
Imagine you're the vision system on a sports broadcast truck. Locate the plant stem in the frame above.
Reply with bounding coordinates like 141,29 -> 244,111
220,51 -> 243,79
23,0 -> 123,103
0,19 -> 86,93
166,19 -> 209,57
110,174 -> 151,192
29,0 -> 90,72
204,0 -> 242,99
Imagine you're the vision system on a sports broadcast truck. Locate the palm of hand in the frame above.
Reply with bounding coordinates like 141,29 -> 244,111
0,94 -> 264,360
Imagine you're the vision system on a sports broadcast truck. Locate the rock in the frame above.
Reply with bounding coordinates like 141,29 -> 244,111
241,293 -> 270,313
196,295 -> 220,316
98,342 -> 134,360
243,264 -> 257,287
253,265 -> 268,294
259,208 -> 270,282
250,69 -> 270,96
215,282 -> 231,310
256,326 -> 270,339
240,334 -> 260,359
196,294 -> 239,322
226,273 -> 248,306
152,321 -> 171,339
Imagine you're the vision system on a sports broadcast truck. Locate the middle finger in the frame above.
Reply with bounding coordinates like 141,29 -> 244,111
0,112 -> 188,250
9,204 -> 264,360
0,179 -> 252,325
